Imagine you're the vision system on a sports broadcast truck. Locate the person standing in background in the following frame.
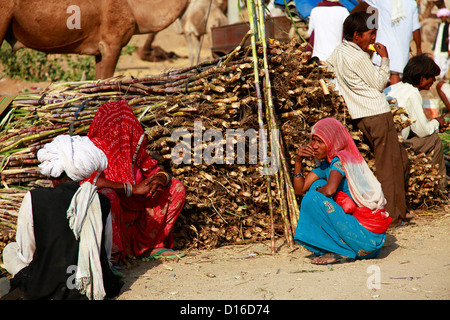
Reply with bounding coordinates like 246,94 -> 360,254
308,0 -> 350,61
355,0 -> 422,85
433,8 -> 450,79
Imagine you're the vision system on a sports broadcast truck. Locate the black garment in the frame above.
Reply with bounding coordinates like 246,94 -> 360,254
433,22 -> 450,52
6,181 -> 122,300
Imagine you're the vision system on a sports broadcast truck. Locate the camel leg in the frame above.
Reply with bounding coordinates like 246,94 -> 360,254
193,35 -> 201,66
95,55 -> 103,80
95,42 -> 122,79
185,33 -> 195,66
138,32 -> 156,61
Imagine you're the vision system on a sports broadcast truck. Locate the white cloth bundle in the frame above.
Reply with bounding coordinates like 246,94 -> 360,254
390,0 -> 406,24
37,135 -> 107,181
67,182 -> 106,300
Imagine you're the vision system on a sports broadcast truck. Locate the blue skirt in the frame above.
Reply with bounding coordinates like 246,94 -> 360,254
294,180 -> 386,259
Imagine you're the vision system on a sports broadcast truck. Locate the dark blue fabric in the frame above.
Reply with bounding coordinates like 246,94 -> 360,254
274,0 -> 359,19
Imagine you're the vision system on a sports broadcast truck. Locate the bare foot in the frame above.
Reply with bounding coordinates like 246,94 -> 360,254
311,253 -> 354,265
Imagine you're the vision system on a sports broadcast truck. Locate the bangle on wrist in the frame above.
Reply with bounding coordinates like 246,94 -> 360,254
156,171 -> 170,186
124,182 -> 132,197
293,172 -> 305,178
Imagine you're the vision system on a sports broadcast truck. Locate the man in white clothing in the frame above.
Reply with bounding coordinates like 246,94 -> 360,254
355,0 -> 422,84
433,8 -> 450,79
384,54 -> 449,190
308,0 -> 350,61
1,135 -> 122,300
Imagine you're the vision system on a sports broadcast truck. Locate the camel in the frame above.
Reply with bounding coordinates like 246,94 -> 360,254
0,0 -> 189,79
138,0 -> 228,66
177,0 -> 228,65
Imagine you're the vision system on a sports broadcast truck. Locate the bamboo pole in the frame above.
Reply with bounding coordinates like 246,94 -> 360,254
246,0 -> 276,253
255,0 -> 297,247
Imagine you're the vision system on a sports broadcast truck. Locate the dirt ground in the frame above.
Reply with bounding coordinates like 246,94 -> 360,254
115,212 -> 450,301
1,24 -> 449,303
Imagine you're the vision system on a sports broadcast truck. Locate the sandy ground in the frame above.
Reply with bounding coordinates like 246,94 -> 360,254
1,23 -> 450,304
115,212 -> 450,301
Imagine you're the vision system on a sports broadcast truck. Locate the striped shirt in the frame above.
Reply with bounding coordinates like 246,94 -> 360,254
326,40 -> 391,119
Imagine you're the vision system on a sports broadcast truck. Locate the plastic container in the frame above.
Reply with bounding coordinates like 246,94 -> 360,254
422,99 -> 440,120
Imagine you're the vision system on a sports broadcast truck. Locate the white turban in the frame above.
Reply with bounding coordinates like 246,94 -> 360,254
37,135 -> 108,181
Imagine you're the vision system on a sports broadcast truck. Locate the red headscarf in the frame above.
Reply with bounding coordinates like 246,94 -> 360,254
87,100 -> 159,184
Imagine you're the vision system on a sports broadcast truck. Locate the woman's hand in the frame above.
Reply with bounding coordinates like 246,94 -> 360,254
132,178 -> 154,196
139,172 -> 171,200
293,144 -> 315,196
295,144 -> 314,162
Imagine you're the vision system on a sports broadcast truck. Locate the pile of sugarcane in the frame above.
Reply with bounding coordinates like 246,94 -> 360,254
0,2 -> 448,256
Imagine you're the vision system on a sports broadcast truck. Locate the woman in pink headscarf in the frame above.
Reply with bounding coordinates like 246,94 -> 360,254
293,118 -> 391,265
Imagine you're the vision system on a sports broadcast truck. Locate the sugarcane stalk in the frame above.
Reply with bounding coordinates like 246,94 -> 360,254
0,127 -> 70,154
256,0 -> 299,246
0,220 -> 17,230
246,0 -> 278,253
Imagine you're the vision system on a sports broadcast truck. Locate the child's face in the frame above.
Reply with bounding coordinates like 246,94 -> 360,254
418,76 -> 436,91
353,29 -> 377,52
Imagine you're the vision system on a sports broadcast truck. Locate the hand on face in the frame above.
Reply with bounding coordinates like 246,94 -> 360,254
296,135 -> 327,162
372,42 -> 388,58
296,144 -> 314,162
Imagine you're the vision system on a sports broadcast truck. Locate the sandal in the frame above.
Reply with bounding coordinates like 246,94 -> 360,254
311,253 -> 355,265
142,248 -> 186,261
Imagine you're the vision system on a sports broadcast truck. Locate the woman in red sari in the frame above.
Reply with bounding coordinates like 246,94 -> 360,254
84,100 -> 186,263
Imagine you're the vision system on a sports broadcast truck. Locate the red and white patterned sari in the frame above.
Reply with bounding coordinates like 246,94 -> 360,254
85,100 -> 185,259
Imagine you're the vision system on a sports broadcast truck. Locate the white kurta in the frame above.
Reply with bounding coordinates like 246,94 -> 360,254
365,0 -> 421,74
308,5 -> 349,61
383,82 -> 440,140
433,22 -> 450,78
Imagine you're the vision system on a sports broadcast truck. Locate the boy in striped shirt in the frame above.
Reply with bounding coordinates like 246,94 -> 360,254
327,11 -> 410,228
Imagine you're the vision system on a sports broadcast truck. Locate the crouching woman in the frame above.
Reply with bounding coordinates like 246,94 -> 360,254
293,118 -> 391,265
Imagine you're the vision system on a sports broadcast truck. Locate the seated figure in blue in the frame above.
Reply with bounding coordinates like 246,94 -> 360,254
293,118 -> 392,265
